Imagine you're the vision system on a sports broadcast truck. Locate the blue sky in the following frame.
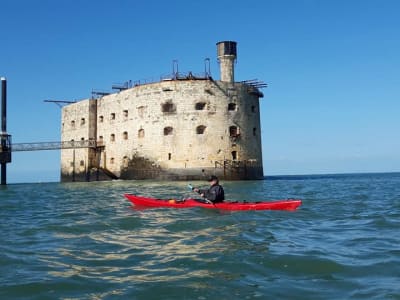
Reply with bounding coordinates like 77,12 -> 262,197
1,0 -> 399,183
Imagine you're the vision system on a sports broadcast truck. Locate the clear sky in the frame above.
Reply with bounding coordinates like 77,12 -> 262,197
1,0 -> 399,183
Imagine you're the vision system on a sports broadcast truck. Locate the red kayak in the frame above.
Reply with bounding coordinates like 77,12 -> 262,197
124,194 -> 302,211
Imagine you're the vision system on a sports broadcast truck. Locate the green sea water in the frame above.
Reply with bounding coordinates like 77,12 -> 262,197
0,173 -> 399,299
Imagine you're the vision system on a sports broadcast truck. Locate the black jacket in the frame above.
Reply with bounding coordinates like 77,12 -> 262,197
199,184 -> 225,203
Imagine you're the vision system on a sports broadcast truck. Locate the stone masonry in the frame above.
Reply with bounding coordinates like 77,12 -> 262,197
60,41 -> 264,181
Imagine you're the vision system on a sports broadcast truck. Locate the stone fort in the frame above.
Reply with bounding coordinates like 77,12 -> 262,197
60,41 -> 265,182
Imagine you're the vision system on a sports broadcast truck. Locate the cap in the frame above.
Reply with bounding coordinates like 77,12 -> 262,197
207,175 -> 219,182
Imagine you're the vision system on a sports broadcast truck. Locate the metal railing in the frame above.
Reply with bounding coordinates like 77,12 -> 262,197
11,139 -> 97,152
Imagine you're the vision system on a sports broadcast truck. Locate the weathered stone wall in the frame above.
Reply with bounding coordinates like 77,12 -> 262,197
60,79 -> 263,181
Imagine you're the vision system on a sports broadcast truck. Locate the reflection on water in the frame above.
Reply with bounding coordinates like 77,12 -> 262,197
47,208 -> 272,284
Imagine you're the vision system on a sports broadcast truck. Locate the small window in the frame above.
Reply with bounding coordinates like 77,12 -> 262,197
81,118 -> 85,125
231,151 -> 237,160
229,126 -> 239,137
228,103 -> 236,111
81,137 -> 85,141
123,110 -> 128,118
168,153 -> 172,160
123,156 -> 129,168
110,157 -> 115,164
195,102 -> 206,110
123,131 -> 128,140
110,134 -> 115,142
110,113 -> 116,120
251,105 -> 256,113
70,161 -> 74,167
71,120 -> 75,128
161,101 -> 176,113
164,126 -> 173,136
99,115 -> 104,123
80,160 -> 85,167
138,106 -> 146,118
98,136 -> 103,145
196,125 -> 206,134
253,127 -> 257,136
138,129 -> 145,138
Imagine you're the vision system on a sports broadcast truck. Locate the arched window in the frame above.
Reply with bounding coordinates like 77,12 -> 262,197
164,126 -> 173,135
168,153 -> 172,160
196,125 -> 206,134
138,129 -> 145,138
228,103 -> 236,111
195,102 -> 206,110
99,115 -> 104,123
71,120 -> 75,128
80,118 -> 85,126
229,126 -> 239,137
110,157 -> 115,164
123,131 -> 128,140
110,113 -> 116,120
123,110 -> 128,118
110,134 -> 115,142
98,136 -> 103,145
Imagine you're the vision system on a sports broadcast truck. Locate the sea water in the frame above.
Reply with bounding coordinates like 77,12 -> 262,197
0,173 -> 399,299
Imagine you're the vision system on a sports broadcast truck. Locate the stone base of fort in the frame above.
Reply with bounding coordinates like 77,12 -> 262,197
60,166 -> 264,182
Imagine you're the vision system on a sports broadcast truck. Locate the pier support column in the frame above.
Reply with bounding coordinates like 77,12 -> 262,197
1,77 -> 11,186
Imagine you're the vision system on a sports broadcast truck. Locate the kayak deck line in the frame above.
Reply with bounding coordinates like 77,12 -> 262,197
124,194 -> 302,211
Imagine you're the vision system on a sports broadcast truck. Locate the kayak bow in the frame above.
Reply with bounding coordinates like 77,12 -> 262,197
124,194 -> 302,211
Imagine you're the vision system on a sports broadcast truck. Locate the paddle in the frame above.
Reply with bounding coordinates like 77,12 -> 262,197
187,184 -> 214,205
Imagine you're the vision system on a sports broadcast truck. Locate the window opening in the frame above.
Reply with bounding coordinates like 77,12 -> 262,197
110,134 -> 115,142
164,126 -> 173,135
231,151 -> 237,160
138,129 -> 145,138
195,102 -> 207,110
196,125 -> 206,134
228,103 -> 236,111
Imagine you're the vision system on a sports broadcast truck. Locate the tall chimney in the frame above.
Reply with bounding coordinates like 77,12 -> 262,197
216,41 -> 237,83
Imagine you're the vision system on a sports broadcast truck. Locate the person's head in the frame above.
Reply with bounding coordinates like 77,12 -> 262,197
207,175 -> 219,185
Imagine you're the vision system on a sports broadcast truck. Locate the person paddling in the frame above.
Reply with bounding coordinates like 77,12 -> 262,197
192,175 -> 225,203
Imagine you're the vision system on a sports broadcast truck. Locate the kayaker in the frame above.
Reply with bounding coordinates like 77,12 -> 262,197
192,175 -> 225,203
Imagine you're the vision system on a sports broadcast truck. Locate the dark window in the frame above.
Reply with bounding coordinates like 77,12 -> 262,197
99,115 -> 104,122
81,137 -> 85,141
110,157 -> 115,164
229,126 -> 239,137
228,103 -> 236,111
110,113 -> 116,120
80,160 -> 85,166
110,134 -> 115,142
168,153 -> 172,160
164,127 -> 173,135
251,105 -> 256,113
123,110 -> 128,118
196,125 -> 206,134
231,151 -> 237,160
71,120 -> 75,128
253,127 -> 257,136
161,101 -> 176,113
123,131 -> 128,140
195,102 -> 207,110
80,118 -> 85,125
